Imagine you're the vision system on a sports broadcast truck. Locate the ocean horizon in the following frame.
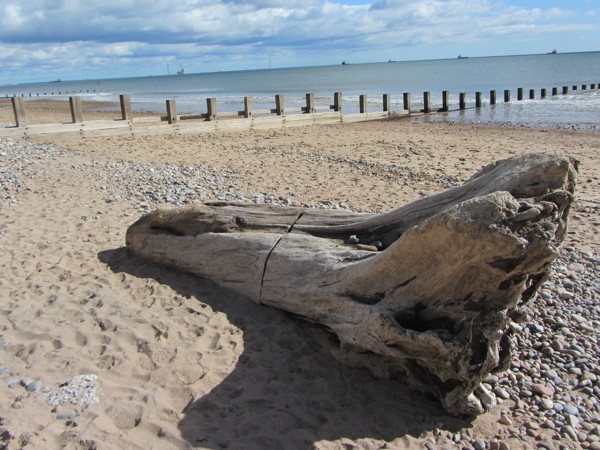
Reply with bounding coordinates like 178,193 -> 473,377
2,51 -> 599,129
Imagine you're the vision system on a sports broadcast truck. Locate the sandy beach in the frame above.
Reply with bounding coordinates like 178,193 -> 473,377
0,102 -> 599,449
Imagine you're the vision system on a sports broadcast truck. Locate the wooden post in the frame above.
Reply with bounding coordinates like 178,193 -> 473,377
441,91 -> 449,112
475,92 -> 482,108
359,95 -> 367,114
459,93 -> 466,110
206,98 -> 218,121
423,91 -> 431,113
572,85 -> 577,91
11,97 -> 27,127
529,89 -> 535,100
591,84 -> 596,90
333,92 -> 343,112
504,90 -> 511,102
582,85 -> 587,90
541,88 -> 547,98
552,87 -> 558,96
517,88 -> 523,101
562,86 -> 568,95
383,94 -> 391,112
166,99 -> 177,124
120,94 -> 132,120
275,95 -> 285,115
244,96 -> 253,118
69,96 -> 83,123
490,90 -> 497,105
403,92 -> 411,111
305,93 -> 315,113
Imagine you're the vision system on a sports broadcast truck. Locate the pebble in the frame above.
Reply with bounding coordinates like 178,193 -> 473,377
25,380 -> 42,392
540,398 -> 554,410
532,384 -> 555,397
564,404 -> 580,415
473,439 -> 486,450
56,410 -> 78,420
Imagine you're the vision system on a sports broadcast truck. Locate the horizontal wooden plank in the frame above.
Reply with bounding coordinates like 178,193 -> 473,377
284,114 -> 315,124
314,112 -> 342,124
342,113 -> 369,123
25,123 -> 83,135
390,109 -> 410,117
131,124 -> 177,136
176,121 -> 218,133
83,127 -> 134,138
180,114 -> 207,120
132,116 -> 162,124
215,118 -> 253,131
217,111 -> 241,118
81,120 -> 131,131
0,127 -> 26,138
250,116 -> 285,130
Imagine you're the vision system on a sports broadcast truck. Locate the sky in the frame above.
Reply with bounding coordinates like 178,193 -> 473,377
0,0 -> 598,85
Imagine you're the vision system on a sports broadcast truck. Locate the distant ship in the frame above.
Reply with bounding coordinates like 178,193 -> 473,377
547,49 -> 557,55
177,65 -> 185,75
457,55 -> 469,59
341,61 -> 347,65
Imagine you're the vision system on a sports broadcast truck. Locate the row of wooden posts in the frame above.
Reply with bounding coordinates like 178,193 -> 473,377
5,82 -> 599,131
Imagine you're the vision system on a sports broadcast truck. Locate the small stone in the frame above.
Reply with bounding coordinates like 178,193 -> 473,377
26,380 -> 42,392
494,387 -> 511,399
485,375 -> 499,384
564,404 -> 580,415
578,431 -> 588,442
473,439 -> 486,450
532,384 -> 555,397
356,244 -> 378,252
557,289 -> 574,300
499,415 -> 513,426
567,262 -> 585,273
0,368 -> 9,375
540,398 -> 554,410
11,401 -> 24,409
562,425 -> 578,440
56,410 -> 78,420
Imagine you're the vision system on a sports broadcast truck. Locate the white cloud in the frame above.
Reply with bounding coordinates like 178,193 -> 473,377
0,0 -> 597,83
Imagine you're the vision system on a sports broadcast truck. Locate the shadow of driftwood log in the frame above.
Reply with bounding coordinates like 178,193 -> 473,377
99,247 -> 470,448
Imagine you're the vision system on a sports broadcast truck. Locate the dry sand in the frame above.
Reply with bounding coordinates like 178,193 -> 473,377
0,102 -> 599,449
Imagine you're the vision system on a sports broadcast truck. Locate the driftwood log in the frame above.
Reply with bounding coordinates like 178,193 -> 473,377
126,152 -> 577,416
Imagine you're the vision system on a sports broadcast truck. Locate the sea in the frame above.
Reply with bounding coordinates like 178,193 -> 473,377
2,51 -> 600,129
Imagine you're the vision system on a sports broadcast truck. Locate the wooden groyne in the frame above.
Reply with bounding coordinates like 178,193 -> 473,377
1,93 -> 400,138
1,83 -> 598,139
